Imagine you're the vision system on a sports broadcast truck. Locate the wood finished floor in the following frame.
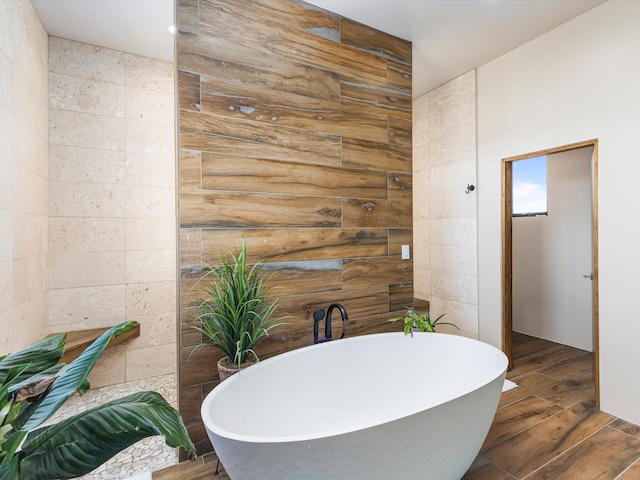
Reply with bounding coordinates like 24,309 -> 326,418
155,333 -> 640,479
463,333 -> 640,480
153,453 -> 228,480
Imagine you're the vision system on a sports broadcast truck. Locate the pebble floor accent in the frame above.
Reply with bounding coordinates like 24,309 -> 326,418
47,374 -> 179,479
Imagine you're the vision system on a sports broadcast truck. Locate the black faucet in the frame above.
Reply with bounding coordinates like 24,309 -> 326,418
313,303 -> 348,344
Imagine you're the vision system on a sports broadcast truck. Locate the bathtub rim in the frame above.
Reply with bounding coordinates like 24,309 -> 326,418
201,332 -> 507,444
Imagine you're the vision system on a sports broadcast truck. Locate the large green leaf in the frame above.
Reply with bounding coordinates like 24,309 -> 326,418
18,322 -> 137,432
19,391 -> 196,480
0,336 -> 65,386
0,431 -> 26,471
0,454 -> 18,479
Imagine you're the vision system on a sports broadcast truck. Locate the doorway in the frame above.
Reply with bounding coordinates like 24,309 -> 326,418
502,139 -> 599,403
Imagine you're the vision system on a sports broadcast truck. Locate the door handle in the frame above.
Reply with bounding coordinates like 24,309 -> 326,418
582,273 -> 594,280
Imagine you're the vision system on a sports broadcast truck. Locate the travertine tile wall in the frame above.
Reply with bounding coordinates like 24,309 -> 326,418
412,71 -> 478,337
48,37 -> 177,387
0,0 -> 49,353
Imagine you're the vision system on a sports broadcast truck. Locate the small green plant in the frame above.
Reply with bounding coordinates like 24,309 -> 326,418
390,307 -> 459,336
193,240 -> 284,369
0,321 -> 196,480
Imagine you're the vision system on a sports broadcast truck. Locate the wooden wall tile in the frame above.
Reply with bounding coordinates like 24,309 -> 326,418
180,129 -> 337,166
342,137 -> 412,173
389,283 -> 414,312
179,228 -> 201,269
341,80 -> 412,120
178,71 -> 200,111
266,260 -> 343,296
389,228 -> 413,255
177,0 -> 412,454
413,298 -> 429,312
387,58 -> 412,90
344,311 -> 404,337
180,110 -> 342,162
343,256 -> 413,289
179,384 -> 204,426
388,116 -> 412,150
276,284 -> 389,324
179,306 -> 202,348
181,344 -> 221,388
200,228 -> 388,263
179,150 -> 201,189
343,198 -> 412,228
201,154 -> 388,198
177,0 -> 199,35
267,37 -> 389,86
207,0 -> 341,35
178,33 -> 341,103
388,173 -> 412,200
180,273 -> 200,308
185,424 -> 213,457
199,76 -> 388,142
340,17 -> 412,64
181,191 -> 342,229
198,1 -> 389,86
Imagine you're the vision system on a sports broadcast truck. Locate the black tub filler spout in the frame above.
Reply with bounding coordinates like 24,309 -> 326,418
313,303 -> 348,344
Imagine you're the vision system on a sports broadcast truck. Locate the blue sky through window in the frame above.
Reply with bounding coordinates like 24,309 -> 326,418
513,155 -> 547,214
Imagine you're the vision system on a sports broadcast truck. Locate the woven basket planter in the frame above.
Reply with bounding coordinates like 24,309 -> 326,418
217,352 -> 259,382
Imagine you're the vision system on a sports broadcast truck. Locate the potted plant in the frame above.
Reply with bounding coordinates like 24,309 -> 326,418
193,241 -> 284,381
390,307 -> 459,336
0,321 -> 196,480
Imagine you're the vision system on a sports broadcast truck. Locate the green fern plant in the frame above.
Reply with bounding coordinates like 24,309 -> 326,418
0,321 -> 196,480
193,240 -> 284,369
390,307 -> 460,336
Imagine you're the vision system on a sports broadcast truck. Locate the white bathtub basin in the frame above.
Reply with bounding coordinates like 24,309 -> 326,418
201,332 -> 507,479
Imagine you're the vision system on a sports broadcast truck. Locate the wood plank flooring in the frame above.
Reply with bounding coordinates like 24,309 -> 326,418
464,333 -> 640,480
155,333 -> 640,479
154,453 -> 228,480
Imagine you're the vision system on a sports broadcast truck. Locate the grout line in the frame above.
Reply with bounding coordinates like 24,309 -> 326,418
482,395 -> 566,455
614,456 -> 640,479
520,424 -> 610,480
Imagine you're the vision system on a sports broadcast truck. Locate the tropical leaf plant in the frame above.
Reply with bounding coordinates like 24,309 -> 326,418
192,240 -> 285,369
390,307 -> 460,336
0,321 -> 196,480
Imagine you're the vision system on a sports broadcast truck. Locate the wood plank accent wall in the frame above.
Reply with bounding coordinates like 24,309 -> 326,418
177,0 -> 412,455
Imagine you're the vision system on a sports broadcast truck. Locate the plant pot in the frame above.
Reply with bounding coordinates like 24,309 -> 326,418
217,352 -> 259,382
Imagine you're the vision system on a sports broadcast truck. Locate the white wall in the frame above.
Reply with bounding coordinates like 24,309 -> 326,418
412,71 -> 478,337
513,147 -> 593,351
477,0 -> 640,423
0,0 -> 49,353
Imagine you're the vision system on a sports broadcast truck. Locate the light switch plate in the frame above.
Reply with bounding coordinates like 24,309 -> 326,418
401,244 -> 410,260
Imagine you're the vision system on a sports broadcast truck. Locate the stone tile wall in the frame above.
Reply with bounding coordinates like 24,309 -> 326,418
412,71 -> 479,337
0,0 -> 49,353
48,37 -> 177,387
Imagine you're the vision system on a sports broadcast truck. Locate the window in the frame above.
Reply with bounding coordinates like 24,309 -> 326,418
513,155 -> 547,216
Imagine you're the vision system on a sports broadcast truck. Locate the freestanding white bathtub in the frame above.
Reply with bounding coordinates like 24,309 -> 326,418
201,332 -> 508,480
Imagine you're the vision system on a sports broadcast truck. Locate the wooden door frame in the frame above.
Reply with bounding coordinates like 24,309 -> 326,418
502,139 -> 599,404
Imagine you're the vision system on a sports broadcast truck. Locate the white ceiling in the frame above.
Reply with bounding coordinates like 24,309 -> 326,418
32,0 -> 606,97
307,0 -> 605,96
31,0 -> 175,63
